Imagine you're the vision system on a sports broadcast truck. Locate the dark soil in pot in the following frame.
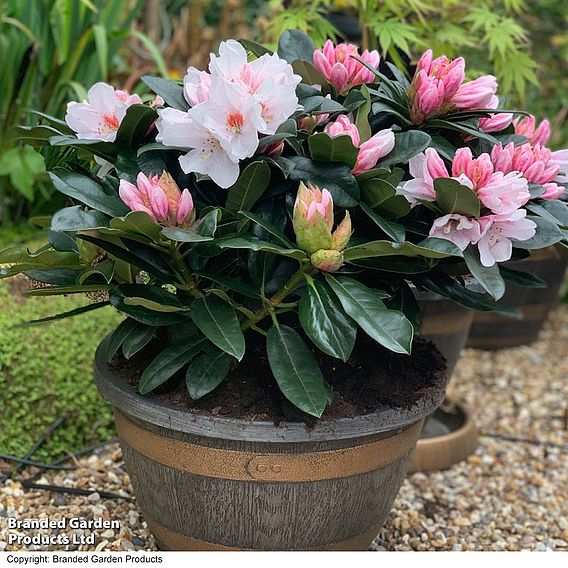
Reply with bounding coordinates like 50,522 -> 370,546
467,245 -> 568,349
95,335 -> 447,551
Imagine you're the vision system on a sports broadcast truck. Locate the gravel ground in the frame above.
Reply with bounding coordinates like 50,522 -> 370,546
2,306 -> 567,552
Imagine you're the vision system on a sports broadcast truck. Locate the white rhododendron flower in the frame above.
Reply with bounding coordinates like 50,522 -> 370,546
65,82 -> 142,142
157,40 -> 301,187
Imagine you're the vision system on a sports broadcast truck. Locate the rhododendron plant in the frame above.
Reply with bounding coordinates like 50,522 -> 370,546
3,30 -> 567,417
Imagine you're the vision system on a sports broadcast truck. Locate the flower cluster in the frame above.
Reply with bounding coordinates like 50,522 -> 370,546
156,40 -> 301,188
313,40 -> 380,94
292,182 -> 351,271
409,49 -> 500,125
65,83 -> 143,142
401,147 -> 536,266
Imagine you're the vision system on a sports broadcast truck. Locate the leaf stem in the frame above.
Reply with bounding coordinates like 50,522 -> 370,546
241,262 -> 312,331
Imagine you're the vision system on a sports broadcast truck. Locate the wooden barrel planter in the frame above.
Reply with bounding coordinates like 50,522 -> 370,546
467,246 -> 568,350
94,337 -> 447,551
410,288 -> 478,472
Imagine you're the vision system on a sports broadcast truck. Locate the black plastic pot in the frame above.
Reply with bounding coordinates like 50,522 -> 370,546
94,336 -> 446,551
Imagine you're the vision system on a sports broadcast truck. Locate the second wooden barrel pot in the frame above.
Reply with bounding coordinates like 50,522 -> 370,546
95,336 -> 447,551
467,245 -> 568,350
410,288 -> 477,472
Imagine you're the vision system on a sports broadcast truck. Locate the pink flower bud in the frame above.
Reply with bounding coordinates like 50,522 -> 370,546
479,96 -> 513,133
313,41 -> 380,95
330,211 -> 352,251
451,75 -> 497,110
324,115 -> 360,146
541,183 -> 565,200
452,148 -> 494,188
514,115 -> 551,146
310,249 -> 344,272
119,171 -> 196,228
293,182 -> 334,254
353,129 -> 395,175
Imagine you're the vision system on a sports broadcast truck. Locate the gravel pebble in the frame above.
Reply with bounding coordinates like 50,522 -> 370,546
2,306 -> 567,551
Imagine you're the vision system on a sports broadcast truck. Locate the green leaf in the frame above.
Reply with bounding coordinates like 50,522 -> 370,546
308,133 -> 359,168
379,131 -> 431,168
530,200 -> 568,227
51,206 -> 110,232
139,339 -> 204,394
237,211 -> 293,247
226,162 -> 271,213
287,156 -> 360,207
161,227 -> 213,243
277,30 -> 315,63
49,170 -> 129,217
434,178 -> 481,217
191,295 -> 246,361
344,239 -> 462,261
216,236 -> 307,260
292,60 -> 328,89
49,135 -> 117,162
426,119 -> 498,144
122,324 -> 155,359
93,24 -> 108,80
105,318 -> 139,362
360,202 -> 405,243
186,347 -> 232,399
513,216 -> 564,249
115,105 -> 158,148
107,212 -> 164,242
325,275 -> 413,354
110,285 -> 188,326
499,266 -> 547,288
463,246 -> 506,300
299,279 -> 356,361
18,301 -> 110,327
354,85 -> 372,142
239,39 -> 273,57
266,325 -> 329,417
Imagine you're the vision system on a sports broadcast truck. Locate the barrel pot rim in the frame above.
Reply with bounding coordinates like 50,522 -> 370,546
94,336 -> 447,444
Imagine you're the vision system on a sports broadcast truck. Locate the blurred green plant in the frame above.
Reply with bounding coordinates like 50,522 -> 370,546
0,0 -> 169,225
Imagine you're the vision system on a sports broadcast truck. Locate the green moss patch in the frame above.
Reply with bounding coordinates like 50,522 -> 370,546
0,278 -> 121,462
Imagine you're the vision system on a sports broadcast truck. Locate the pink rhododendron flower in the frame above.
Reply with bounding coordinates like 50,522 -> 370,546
292,182 -> 351,272
313,40 -> 380,95
479,96 -> 513,133
514,115 -> 551,146
551,149 -> 568,184
156,107 -> 240,188
65,83 -> 142,142
491,142 -> 566,200
258,140 -> 285,158
452,75 -> 497,110
184,68 -> 213,106
400,148 -> 449,203
323,115 -> 395,174
476,210 -> 536,267
409,50 -> 465,123
297,111 -> 329,133
429,214 -> 482,251
119,171 -> 195,227
402,147 -> 530,214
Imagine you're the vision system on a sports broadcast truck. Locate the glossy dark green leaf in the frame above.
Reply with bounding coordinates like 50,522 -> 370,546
426,119 -> 498,144
277,30 -> 315,63
291,60 -> 328,89
513,216 -> 563,249
239,39 -> 273,57
191,295 -> 245,360
226,162 -> 271,213
344,239 -> 462,261
18,301 -> 110,327
287,156 -> 360,207
434,178 -> 481,217
141,76 -> 189,110
325,275 -> 413,354
105,318 -> 139,362
238,211 -> 293,247
299,279 -> 356,361
139,339 -> 204,394
115,105 -> 158,148
499,266 -> 547,288
122,324 -> 155,359
463,246 -> 505,300
308,133 -> 359,168
49,171 -> 129,217
216,236 -> 306,260
530,200 -> 568,227
161,227 -> 213,242
354,85 -> 372,142
360,202 -> 405,242
186,346 -> 232,399
379,131 -> 431,168
266,325 -> 330,417
51,206 -> 110,232
107,211 -> 163,242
